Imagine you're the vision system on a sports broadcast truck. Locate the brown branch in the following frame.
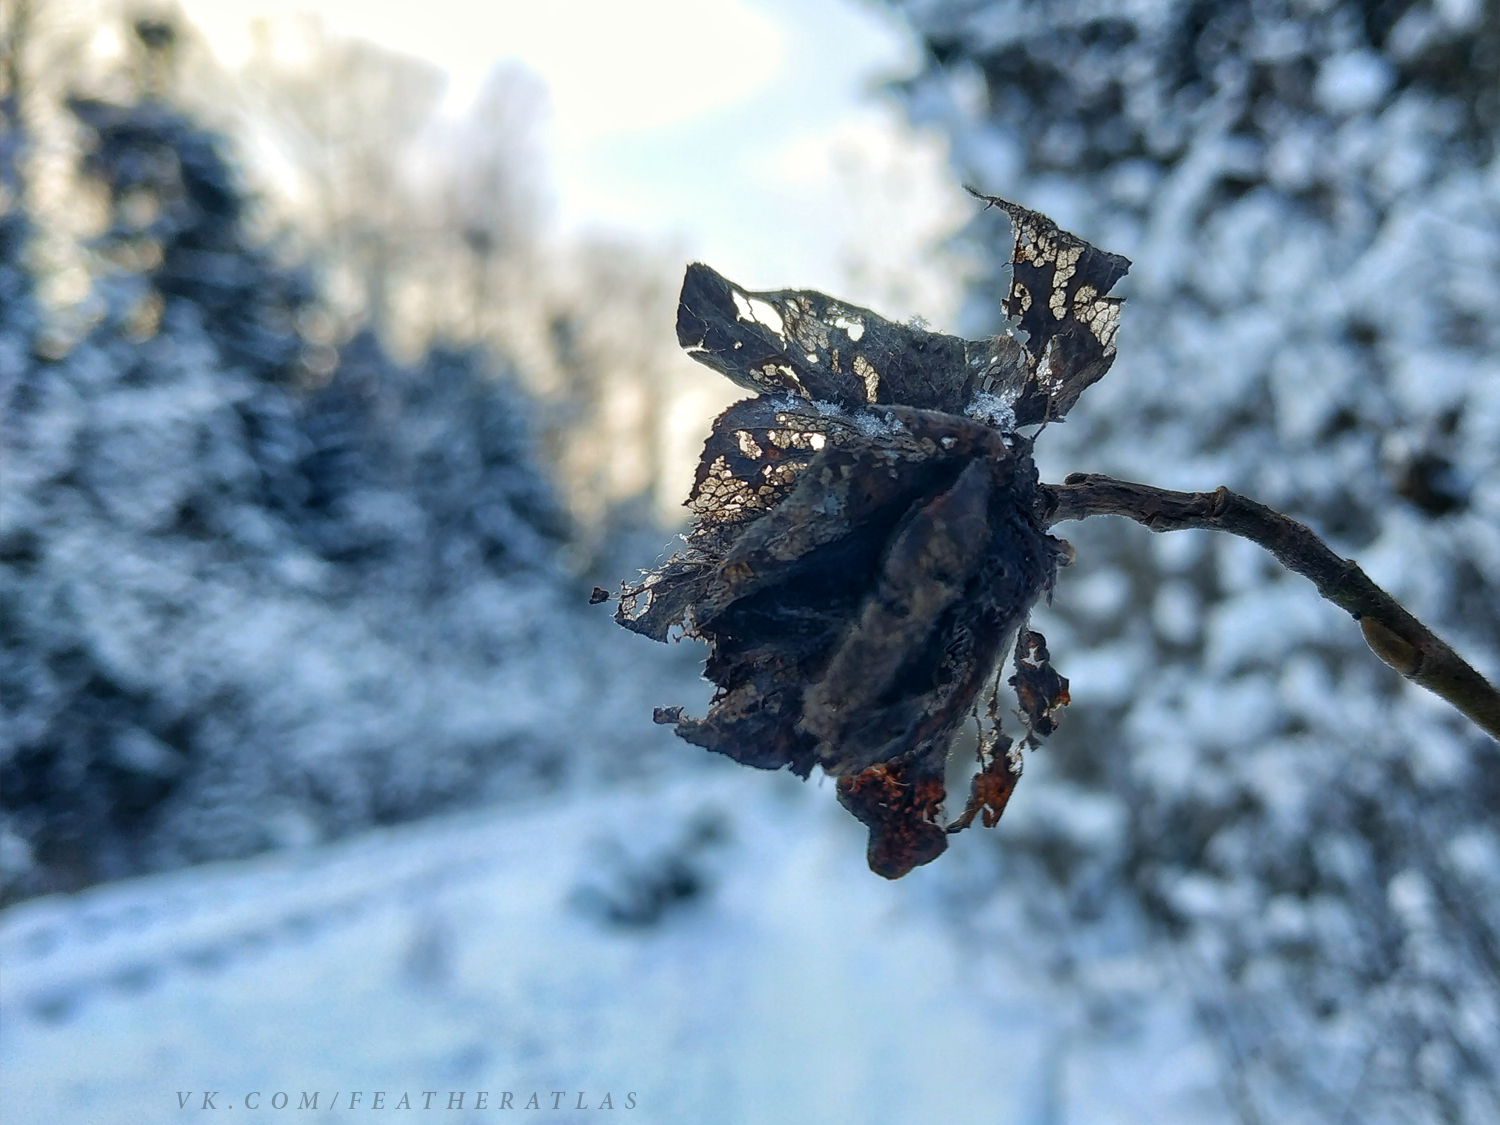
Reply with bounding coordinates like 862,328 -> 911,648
1040,473 -> 1500,742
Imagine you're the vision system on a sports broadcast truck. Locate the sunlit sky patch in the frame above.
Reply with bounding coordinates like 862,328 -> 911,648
177,0 -> 969,325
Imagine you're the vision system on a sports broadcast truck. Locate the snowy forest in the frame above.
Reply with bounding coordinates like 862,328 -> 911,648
3,1 -> 1499,1123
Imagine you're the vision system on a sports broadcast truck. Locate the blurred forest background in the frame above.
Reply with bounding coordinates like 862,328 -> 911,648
3,0 -> 1500,1122
2,0 -> 713,896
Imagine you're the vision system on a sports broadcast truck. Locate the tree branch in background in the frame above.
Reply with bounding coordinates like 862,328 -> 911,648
1041,473 -> 1500,741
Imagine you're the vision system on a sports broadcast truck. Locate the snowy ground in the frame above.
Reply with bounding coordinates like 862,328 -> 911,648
1,765 -> 1230,1125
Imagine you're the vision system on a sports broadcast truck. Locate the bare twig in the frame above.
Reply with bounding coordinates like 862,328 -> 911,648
1041,473 -> 1500,741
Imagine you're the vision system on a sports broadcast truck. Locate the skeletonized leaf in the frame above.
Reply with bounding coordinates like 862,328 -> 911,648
677,195 -> 1129,428
609,198 -> 1125,876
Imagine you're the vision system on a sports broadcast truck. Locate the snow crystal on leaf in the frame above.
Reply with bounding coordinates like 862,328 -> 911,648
964,390 -> 1017,431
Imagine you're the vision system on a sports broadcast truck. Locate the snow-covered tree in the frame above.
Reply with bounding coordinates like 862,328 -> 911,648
0,42 -> 688,904
879,0 -> 1500,1119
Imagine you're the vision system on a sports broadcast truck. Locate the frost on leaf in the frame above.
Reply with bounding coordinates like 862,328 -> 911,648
607,199 -> 1124,877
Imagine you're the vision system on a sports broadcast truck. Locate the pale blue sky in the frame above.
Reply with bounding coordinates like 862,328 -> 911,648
182,0 -> 968,322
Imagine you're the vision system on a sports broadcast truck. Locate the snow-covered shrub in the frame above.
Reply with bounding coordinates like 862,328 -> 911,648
885,0 -> 1500,1119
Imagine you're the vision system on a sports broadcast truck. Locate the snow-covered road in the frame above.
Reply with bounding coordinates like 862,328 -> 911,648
2,771 -> 1226,1124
